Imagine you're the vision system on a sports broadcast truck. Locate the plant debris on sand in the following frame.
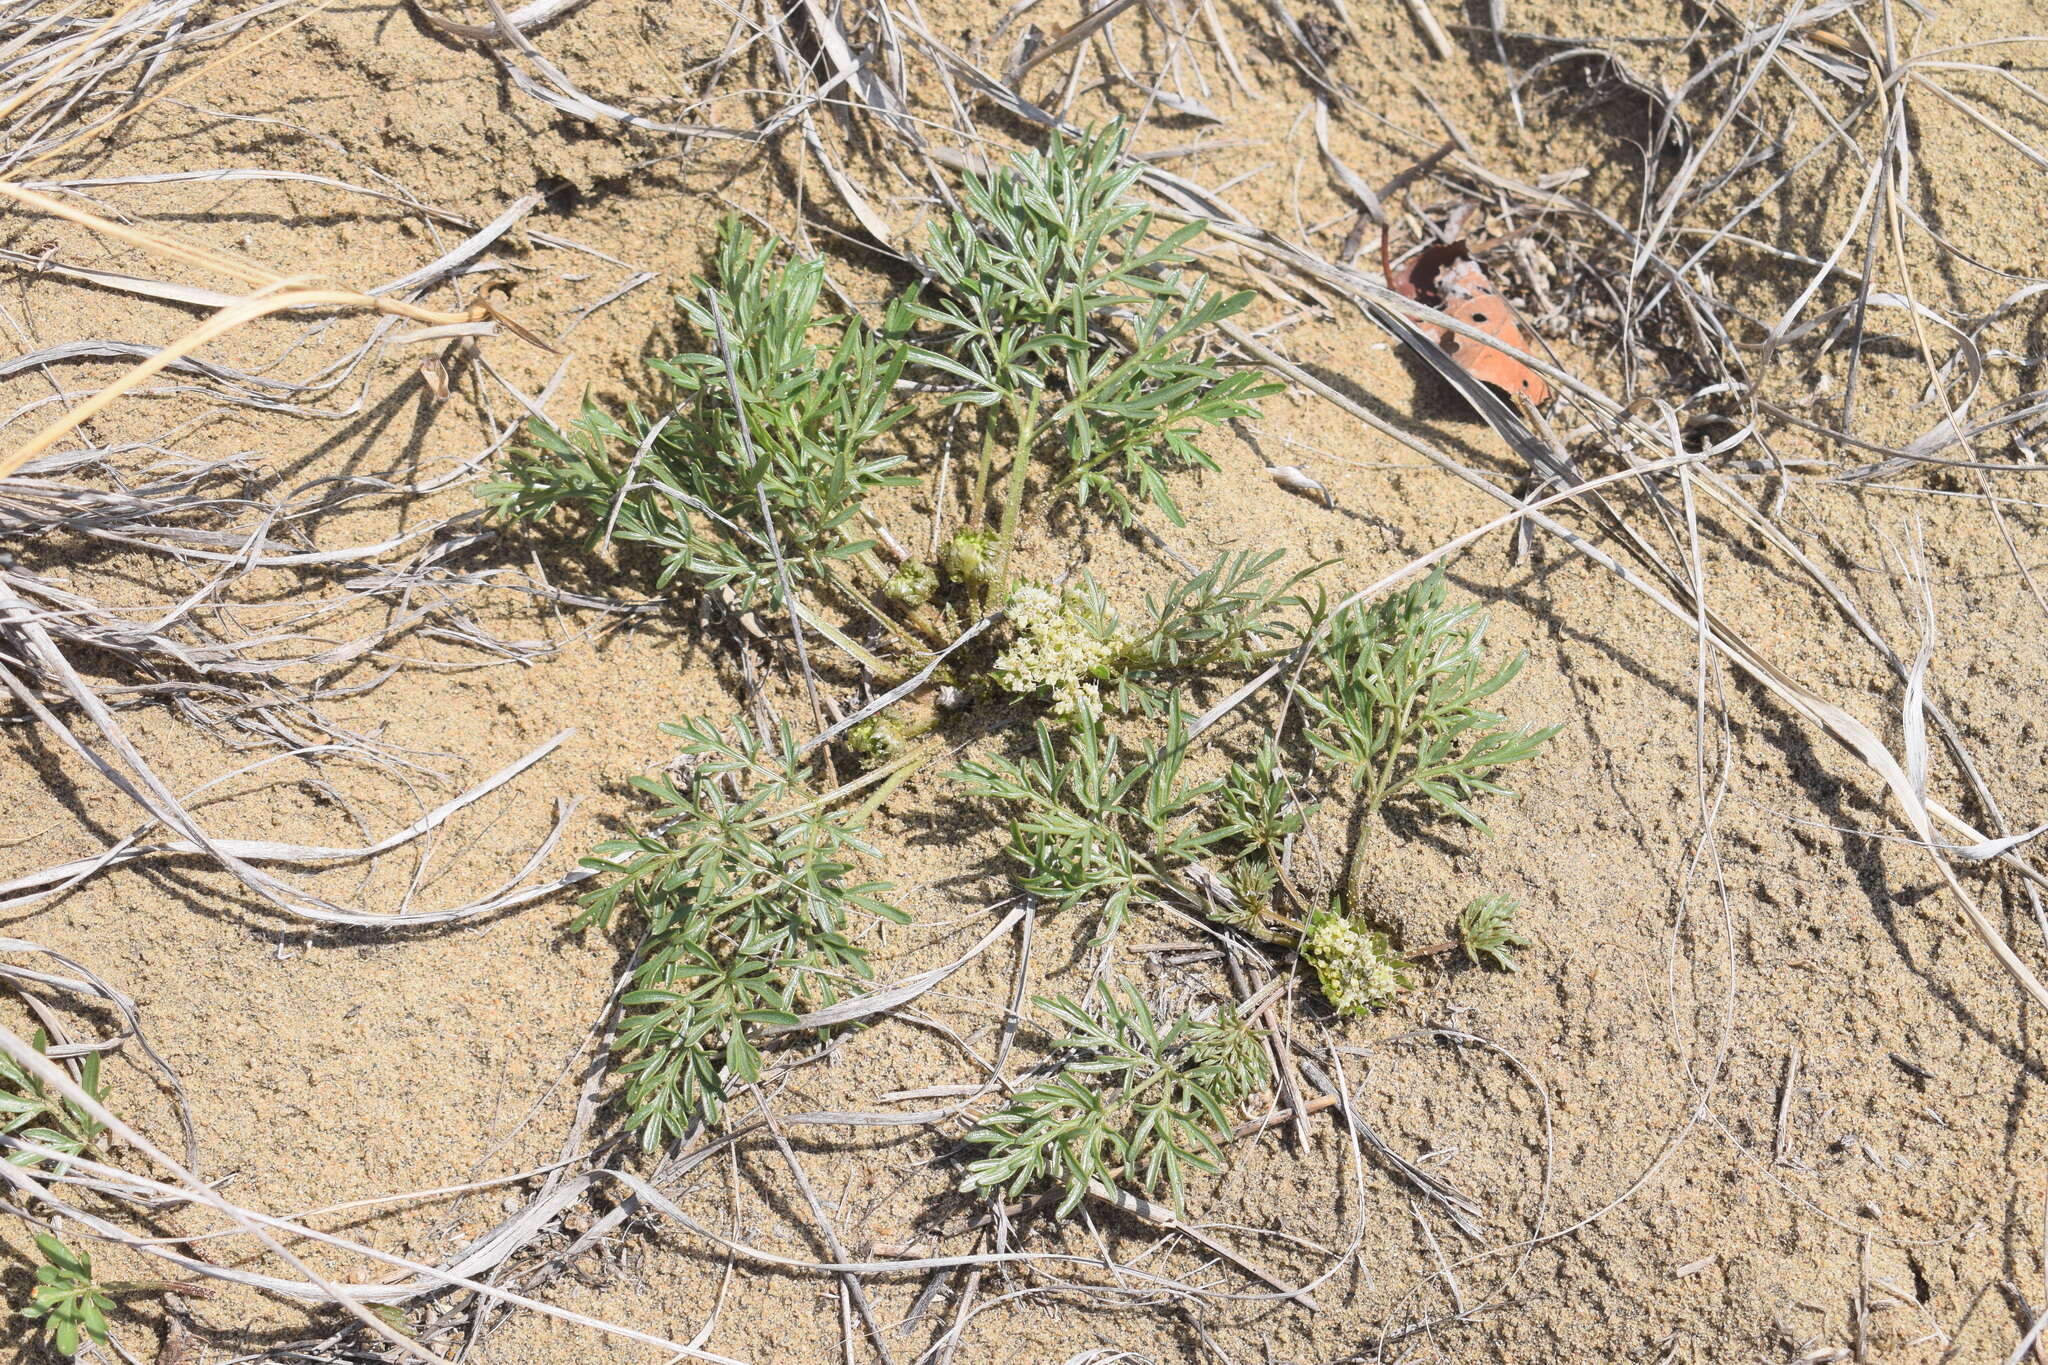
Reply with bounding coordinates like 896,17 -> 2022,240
4,1 -> 2048,1363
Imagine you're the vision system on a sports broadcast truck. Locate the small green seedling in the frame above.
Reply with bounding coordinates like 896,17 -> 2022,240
20,1233 -> 111,1358
574,716 -> 909,1145
962,979 -> 1268,1215
1458,892 -> 1530,971
1295,567 -> 1560,915
0,1031 -> 105,1169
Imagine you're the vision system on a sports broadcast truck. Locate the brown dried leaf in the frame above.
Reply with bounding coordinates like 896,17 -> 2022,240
1387,239 -> 1551,404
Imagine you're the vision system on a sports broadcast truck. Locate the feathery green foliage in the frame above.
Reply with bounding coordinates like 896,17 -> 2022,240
0,1031 -> 103,1169
1458,892 -> 1530,971
484,219 -> 915,614
953,703 -> 1227,938
19,1233 -> 111,1357
574,716 -> 908,1146
962,981 -> 1268,1215
911,123 -> 1280,585
953,702 -> 1320,951
1111,550 -> 1325,711
1121,551 -> 1323,673
1297,568 -> 1560,832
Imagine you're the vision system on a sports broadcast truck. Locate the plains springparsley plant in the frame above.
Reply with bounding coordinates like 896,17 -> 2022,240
1458,892 -> 1530,971
484,218 -> 931,640
1296,566 -> 1560,915
965,566 -> 1552,1016
573,715 -> 908,1146
961,980 -> 1268,1215
498,125 -> 1559,1221
910,123 -> 1282,600
1300,906 -> 1411,1016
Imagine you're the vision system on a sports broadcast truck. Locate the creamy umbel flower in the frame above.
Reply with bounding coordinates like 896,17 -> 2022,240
1300,910 -> 1407,1016
993,583 -> 1130,719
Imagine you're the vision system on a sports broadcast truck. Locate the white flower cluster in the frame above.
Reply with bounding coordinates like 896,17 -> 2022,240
1300,911 -> 1406,1016
993,583 -> 1129,719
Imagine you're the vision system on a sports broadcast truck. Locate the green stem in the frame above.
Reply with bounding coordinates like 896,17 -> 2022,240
968,410 -> 1000,528
853,743 -> 942,822
1342,797 -> 1382,916
790,599 -> 907,682
787,731 -> 939,823
988,389 -> 1044,606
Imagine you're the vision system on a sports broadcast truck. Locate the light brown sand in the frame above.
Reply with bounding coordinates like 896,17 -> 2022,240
4,2 -> 2048,1362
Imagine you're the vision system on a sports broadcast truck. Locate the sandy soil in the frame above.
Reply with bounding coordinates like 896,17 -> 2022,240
5,1 -> 2048,1362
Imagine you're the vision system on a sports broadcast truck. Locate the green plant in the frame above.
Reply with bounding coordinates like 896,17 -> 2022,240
962,980 -> 1268,1214
1214,739 -> 1309,862
988,552 -> 1322,720
1111,551 -> 1324,707
0,1032 -> 104,1169
910,124 -> 1280,594
484,219 -> 922,632
574,716 -> 909,1146
1295,567 -> 1560,913
1458,892 -> 1530,971
19,1233 -> 111,1358
1299,905 -> 1411,1016
953,702 -> 1233,939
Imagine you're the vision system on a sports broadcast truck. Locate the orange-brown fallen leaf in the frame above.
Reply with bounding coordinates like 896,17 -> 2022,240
1384,238 -> 1551,405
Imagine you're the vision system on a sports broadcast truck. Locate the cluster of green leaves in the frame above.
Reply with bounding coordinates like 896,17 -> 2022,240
1458,892 -> 1529,971
962,981 -> 1268,1215
19,1233 -> 111,1358
912,123 -> 1280,530
1111,550 -> 1325,709
484,220 -> 915,613
1297,568 -> 1560,834
575,716 -> 908,1146
954,703 -> 1291,940
0,1032 -> 104,1169
964,567 -> 1554,1012
1207,739 -> 1312,937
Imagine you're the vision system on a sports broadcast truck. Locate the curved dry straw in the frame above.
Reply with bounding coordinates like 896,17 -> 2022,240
0,181 -> 535,482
